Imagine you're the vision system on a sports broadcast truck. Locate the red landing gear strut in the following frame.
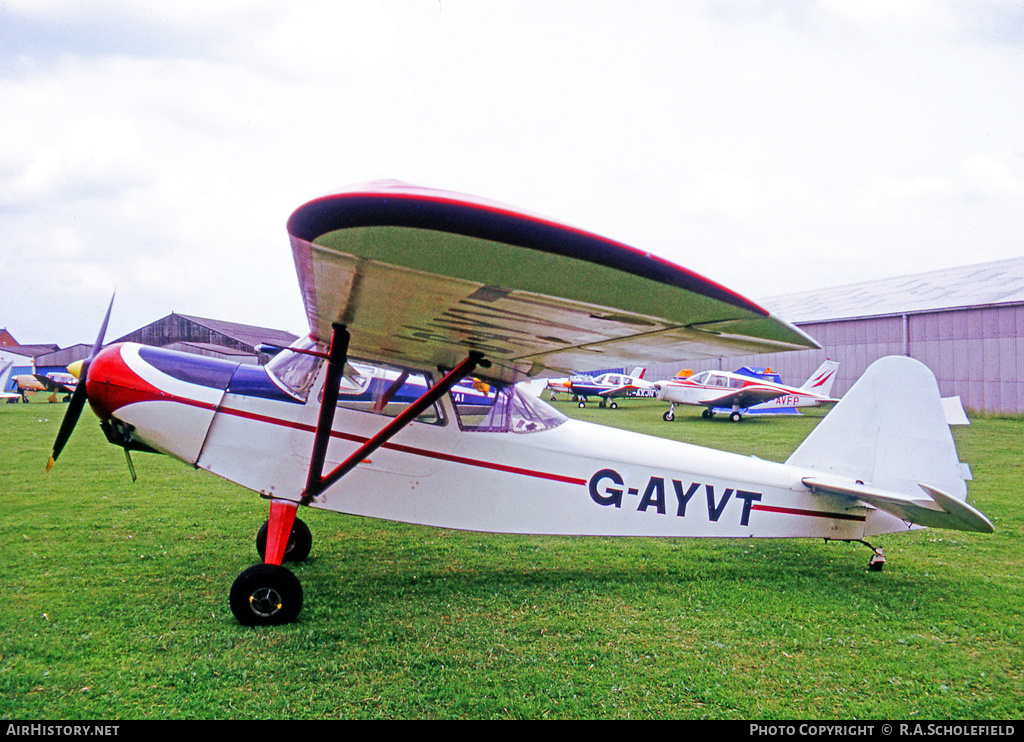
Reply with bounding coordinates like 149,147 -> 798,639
229,323 -> 486,625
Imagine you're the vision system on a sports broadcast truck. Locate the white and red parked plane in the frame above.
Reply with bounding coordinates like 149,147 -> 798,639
49,181 -> 992,626
655,360 -> 841,422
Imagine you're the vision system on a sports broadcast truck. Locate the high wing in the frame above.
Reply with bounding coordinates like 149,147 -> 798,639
288,181 -> 819,382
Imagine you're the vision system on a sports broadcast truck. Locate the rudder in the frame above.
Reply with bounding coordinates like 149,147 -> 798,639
786,356 -> 968,502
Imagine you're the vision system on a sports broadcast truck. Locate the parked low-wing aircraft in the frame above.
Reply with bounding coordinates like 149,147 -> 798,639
569,367 -> 655,408
543,373 -> 592,400
48,181 -> 992,626
34,371 -> 78,401
13,370 -> 78,402
654,360 -> 840,422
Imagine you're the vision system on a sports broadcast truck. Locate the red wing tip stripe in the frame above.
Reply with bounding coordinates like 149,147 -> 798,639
752,504 -> 866,522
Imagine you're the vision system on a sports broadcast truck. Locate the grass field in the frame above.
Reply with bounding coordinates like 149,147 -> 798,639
1,396 -> 1022,720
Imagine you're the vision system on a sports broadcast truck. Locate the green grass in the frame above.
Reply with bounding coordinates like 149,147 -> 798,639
1,398 -> 1022,719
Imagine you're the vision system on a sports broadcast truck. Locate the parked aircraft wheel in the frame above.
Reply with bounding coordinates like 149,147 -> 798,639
701,409 -> 713,419
255,517 -> 312,562
663,410 -> 675,422
230,563 -> 303,626
610,402 -> 618,409
730,412 -> 743,422
578,401 -> 586,408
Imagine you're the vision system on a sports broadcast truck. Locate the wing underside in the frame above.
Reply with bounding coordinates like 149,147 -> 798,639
288,182 -> 819,381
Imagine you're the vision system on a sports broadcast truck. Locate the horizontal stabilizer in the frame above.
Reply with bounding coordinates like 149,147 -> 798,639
803,476 -> 994,534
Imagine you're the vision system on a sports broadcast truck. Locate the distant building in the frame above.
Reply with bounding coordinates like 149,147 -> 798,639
0,328 -> 19,347
646,256 -> 1024,414
111,313 -> 299,365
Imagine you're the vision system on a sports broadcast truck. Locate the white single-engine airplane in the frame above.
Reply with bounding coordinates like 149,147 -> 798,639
48,181 -> 993,626
654,360 -> 840,422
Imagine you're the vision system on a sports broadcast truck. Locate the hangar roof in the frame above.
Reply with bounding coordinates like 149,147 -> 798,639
759,256 -> 1024,323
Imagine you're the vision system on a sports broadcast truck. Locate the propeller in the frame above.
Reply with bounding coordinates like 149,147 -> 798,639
47,292 -> 115,472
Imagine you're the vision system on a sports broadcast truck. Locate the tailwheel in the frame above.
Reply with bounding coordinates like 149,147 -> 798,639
255,517 -> 312,562
230,563 -> 304,626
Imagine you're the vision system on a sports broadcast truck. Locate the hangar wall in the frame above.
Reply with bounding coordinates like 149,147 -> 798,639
646,301 -> 1024,415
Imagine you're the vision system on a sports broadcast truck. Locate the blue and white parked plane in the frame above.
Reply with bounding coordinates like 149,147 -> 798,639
568,367 -> 655,408
48,181 -> 992,626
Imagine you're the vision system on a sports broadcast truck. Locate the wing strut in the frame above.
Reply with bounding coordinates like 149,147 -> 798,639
300,323 -> 487,505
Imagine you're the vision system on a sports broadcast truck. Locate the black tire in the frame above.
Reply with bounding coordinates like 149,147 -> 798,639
255,517 -> 312,562
229,563 -> 303,626
730,412 -> 742,422
663,410 -> 674,422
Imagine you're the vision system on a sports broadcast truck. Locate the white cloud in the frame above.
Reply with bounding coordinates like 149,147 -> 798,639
1,0 -> 1022,346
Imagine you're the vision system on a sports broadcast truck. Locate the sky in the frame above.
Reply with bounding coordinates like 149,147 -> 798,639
2,0 -> 1023,348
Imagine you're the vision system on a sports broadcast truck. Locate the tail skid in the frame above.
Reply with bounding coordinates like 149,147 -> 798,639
787,356 -> 992,534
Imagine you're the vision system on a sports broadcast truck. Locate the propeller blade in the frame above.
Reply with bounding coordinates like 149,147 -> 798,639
46,292 -> 115,472
47,384 -> 89,471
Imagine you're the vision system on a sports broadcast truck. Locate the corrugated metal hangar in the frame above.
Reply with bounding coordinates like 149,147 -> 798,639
3,314 -> 298,397
646,256 -> 1024,414
111,313 -> 298,365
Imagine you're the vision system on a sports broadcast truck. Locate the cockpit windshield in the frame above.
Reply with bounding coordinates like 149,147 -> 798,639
265,336 -> 325,401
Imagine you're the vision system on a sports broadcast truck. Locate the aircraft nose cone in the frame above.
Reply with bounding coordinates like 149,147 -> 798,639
84,344 -> 131,421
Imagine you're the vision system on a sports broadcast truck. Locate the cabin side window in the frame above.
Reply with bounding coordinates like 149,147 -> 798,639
451,377 -> 567,433
335,359 -> 445,425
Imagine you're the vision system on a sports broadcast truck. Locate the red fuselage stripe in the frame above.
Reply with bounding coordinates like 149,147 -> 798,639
103,387 -> 856,518
217,405 -> 588,486
752,504 -> 866,522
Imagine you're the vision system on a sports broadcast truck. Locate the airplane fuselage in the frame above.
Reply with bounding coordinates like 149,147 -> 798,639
83,341 -> 908,542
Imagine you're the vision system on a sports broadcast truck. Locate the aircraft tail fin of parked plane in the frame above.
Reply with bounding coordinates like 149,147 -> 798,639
798,359 -> 839,396
787,356 -> 991,534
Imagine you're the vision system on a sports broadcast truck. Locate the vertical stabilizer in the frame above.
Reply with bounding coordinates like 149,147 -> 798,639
786,356 -> 968,501
800,359 -> 839,396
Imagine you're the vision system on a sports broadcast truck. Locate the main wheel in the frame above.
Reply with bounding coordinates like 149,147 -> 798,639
255,517 -> 312,562
730,411 -> 743,422
230,563 -> 303,626
701,409 -> 713,419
